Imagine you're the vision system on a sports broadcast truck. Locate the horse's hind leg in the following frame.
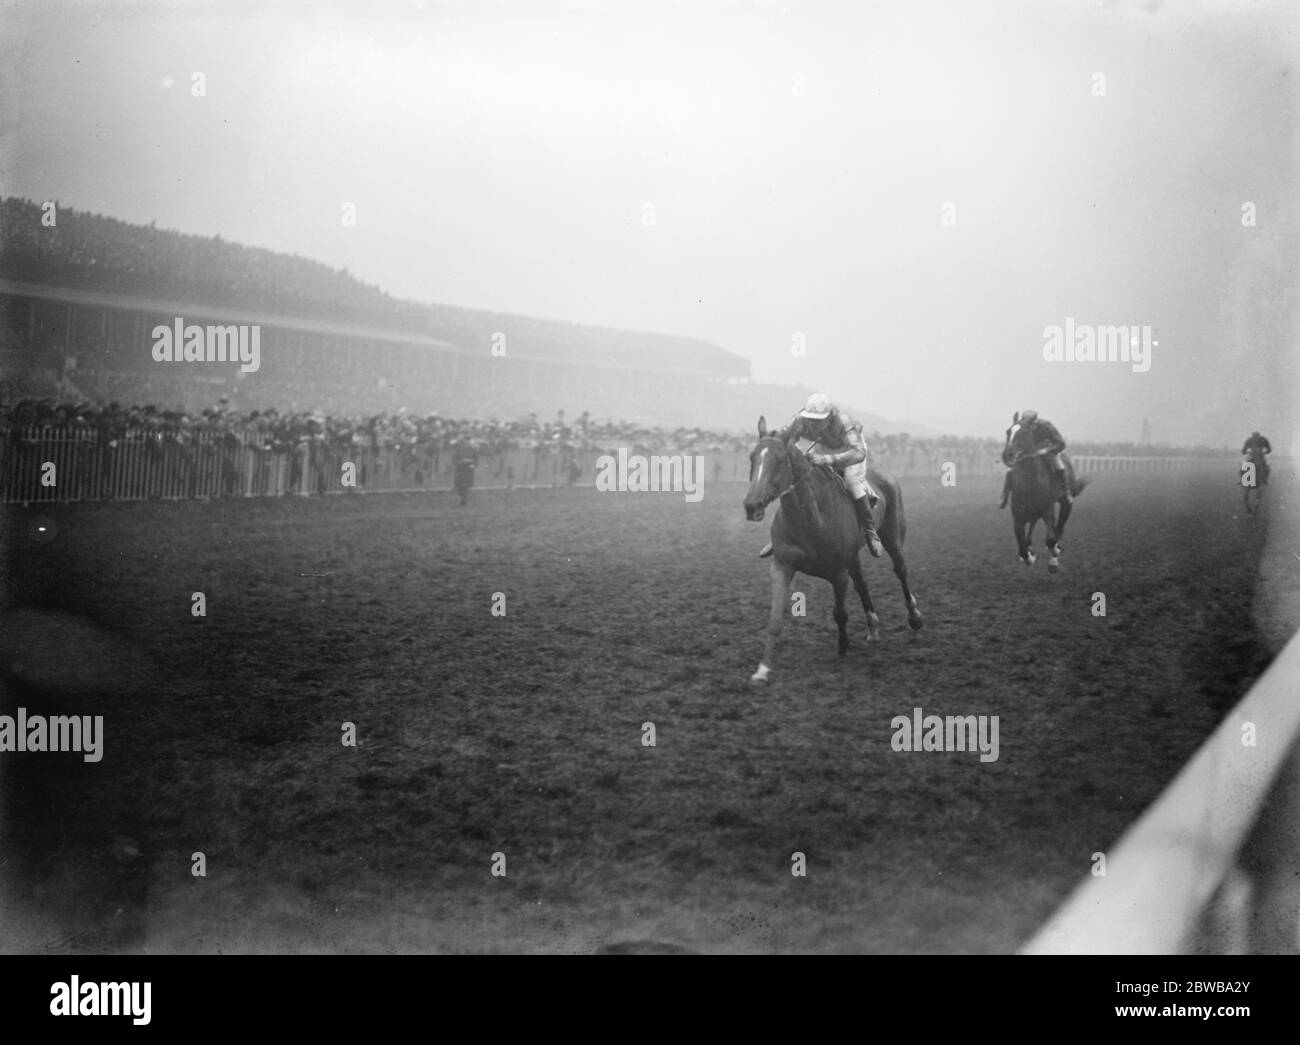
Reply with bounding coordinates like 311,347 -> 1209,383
877,532 -> 922,631
1048,502 -> 1072,571
1055,500 -> 1072,545
849,558 -> 881,640
752,560 -> 795,683
832,571 -> 850,655
1043,509 -> 1061,572
878,486 -> 921,629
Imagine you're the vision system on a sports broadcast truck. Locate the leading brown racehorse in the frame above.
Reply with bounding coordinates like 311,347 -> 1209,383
742,416 -> 922,683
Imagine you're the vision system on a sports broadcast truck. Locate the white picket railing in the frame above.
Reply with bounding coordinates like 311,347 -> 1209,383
1071,455 -> 1235,472
0,434 -> 1014,504
1022,625 -> 1300,954
0,429 -> 1251,504
0,427 -> 769,503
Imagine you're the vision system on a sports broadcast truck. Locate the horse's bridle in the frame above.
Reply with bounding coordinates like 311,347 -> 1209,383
754,439 -> 814,509
1007,427 -> 1045,465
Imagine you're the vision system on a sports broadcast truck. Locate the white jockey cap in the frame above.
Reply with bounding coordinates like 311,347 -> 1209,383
1019,409 -> 1038,423
800,393 -> 832,420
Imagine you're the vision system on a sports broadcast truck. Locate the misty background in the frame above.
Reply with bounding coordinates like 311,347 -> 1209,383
1,0 -> 1296,447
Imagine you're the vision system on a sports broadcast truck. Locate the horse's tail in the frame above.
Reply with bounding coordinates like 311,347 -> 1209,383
869,468 -> 905,546
1070,475 -> 1090,498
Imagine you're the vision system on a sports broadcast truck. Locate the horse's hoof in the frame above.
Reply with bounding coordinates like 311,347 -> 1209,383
908,614 -> 924,631
1048,562 -> 1059,573
750,663 -> 771,684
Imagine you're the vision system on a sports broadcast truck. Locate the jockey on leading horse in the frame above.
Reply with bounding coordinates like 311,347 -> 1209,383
758,392 -> 884,559
999,409 -> 1072,509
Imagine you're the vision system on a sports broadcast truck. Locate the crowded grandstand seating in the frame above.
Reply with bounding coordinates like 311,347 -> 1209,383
1,196 -> 746,378
0,197 -> 423,331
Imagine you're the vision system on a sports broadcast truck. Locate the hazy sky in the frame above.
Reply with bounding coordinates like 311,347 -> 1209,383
2,0 -> 1297,445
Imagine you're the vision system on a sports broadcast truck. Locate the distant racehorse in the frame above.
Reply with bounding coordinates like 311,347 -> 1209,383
1242,446 -> 1269,515
742,417 -> 922,683
1000,417 -> 1089,572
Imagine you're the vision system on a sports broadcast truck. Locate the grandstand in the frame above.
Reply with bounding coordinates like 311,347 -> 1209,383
0,197 -> 854,430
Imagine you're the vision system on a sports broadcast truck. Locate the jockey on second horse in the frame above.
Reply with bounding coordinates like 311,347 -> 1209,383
999,409 -> 1072,509
758,392 -> 884,559
1242,430 -> 1272,464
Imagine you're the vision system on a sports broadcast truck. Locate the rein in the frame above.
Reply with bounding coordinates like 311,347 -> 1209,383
774,463 -> 813,502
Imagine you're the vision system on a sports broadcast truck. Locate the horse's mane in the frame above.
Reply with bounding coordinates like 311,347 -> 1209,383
1010,423 -> 1049,456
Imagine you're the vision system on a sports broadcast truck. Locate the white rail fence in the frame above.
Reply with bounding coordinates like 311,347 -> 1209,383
1022,625 -> 1300,954
1071,455 -> 1234,473
0,431 -> 964,504
0,426 -> 617,503
1,427 -> 1243,504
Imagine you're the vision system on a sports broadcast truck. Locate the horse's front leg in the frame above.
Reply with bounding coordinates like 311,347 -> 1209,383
832,570 -> 850,656
1012,510 -> 1032,565
1016,513 -> 1037,566
752,559 -> 795,683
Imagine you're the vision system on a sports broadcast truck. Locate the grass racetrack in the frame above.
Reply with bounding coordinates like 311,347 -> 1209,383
0,465 -> 1278,953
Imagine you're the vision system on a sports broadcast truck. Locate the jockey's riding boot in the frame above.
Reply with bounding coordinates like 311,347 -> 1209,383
998,476 -> 1010,510
758,541 -> 773,558
855,497 -> 883,558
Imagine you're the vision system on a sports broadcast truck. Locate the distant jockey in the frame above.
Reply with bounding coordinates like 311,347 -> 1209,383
759,392 -> 883,559
1000,409 -> 1071,509
452,434 -> 478,466
1242,429 -> 1271,484
1241,430 -> 1272,458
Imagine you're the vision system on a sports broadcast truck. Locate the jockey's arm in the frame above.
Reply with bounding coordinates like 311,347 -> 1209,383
1035,422 -> 1066,455
825,414 -> 868,467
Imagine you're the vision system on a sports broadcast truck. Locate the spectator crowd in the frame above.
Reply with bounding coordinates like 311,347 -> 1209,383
2,393 -> 1236,489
